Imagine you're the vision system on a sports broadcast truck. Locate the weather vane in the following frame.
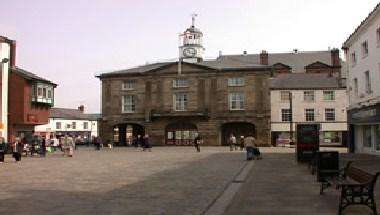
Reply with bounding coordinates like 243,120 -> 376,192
191,13 -> 198,27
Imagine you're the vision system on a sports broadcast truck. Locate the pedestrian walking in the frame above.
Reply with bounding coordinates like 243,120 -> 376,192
143,134 -> 151,152
193,134 -> 201,152
136,135 -> 144,149
40,137 -> 46,157
12,137 -> 23,162
244,135 -> 262,160
95,136 -> 102,150
239,136 -> 245,151
62,134 -> 74,157
68,135 -> 74,157
0,137 -> 6,162
229,133 -> 236,151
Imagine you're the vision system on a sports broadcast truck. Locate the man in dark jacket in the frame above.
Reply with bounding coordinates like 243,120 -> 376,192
193,134 -> 201,152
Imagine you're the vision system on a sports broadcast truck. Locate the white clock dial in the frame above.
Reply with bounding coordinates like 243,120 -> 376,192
183,48 -> 197,57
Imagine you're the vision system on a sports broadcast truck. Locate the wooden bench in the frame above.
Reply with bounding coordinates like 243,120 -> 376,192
320,161 -> 380,215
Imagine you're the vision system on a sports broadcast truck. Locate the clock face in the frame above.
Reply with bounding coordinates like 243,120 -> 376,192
183,47 -> 197,57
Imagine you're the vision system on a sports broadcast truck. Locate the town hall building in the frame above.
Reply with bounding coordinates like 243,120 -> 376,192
97,18 -> 347,147
97,20 -> 272,146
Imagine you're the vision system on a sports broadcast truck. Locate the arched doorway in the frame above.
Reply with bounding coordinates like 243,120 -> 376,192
113,123 -> 144,146
166,122 -> 197,145
221,122 -> 256,146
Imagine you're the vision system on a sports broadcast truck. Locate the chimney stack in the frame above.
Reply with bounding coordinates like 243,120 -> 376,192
331,48 -> 340,67
260,50 -> 268,65
10,40 -> 16,66
78,105 -> 84,113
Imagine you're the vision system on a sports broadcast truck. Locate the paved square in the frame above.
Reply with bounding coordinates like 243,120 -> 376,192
0,147 -> 246,215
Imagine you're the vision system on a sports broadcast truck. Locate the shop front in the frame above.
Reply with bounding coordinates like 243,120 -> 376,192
348,103 -> 380,154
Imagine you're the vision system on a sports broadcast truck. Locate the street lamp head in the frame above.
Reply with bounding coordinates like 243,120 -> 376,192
1,58 -> 9,63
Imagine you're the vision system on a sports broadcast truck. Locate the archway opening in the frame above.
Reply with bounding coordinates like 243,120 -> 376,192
221,122 -> 256,146
165,121 -> 197,145
113,123 -> 144,146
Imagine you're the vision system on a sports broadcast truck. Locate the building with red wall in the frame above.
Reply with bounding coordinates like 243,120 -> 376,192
0,36 -> 57,142
8,66 -> 56,141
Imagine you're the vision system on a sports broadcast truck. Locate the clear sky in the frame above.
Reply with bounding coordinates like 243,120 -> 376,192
1,0 -> 379,113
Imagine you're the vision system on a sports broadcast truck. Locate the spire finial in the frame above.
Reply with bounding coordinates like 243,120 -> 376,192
191,13 -> 198,27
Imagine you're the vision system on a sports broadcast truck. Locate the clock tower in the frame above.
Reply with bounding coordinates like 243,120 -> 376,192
179,14 -> 205,63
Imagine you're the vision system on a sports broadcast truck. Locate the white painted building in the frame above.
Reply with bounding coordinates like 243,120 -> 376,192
0,36 -> 13,142
270,73 -> 348,146
343,2 -> 380,155
34,106 -> 100,142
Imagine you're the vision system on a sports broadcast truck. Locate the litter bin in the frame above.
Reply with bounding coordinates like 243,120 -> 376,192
316,151 -> 339,182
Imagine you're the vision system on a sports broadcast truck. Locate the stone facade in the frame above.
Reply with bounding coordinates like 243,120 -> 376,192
98,62 -> 272,146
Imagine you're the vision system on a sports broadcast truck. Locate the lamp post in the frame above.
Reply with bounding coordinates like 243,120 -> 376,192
289,91 -> 294,145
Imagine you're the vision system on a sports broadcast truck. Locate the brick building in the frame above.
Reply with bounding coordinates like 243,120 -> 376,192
8,67 -> 56,141
1,35 -> 56,142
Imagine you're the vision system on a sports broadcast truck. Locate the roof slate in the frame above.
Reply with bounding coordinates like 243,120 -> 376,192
217,51 -> 332,73
99,59 -> 270,78
270,73 -> 342,89
12,66 -> 57,86
50,108 -> 89,120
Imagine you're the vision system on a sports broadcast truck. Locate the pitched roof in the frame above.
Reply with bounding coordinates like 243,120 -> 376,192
342,2 -> 380,48
217,51 -> 332,73
50,108 -> 89,120
86,113 -> 102,120
11,66 -> 57,86
270,73 -> 343,89
101,62 -> 172,76
98,59 -> 270,78
199,59 -> 268,70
